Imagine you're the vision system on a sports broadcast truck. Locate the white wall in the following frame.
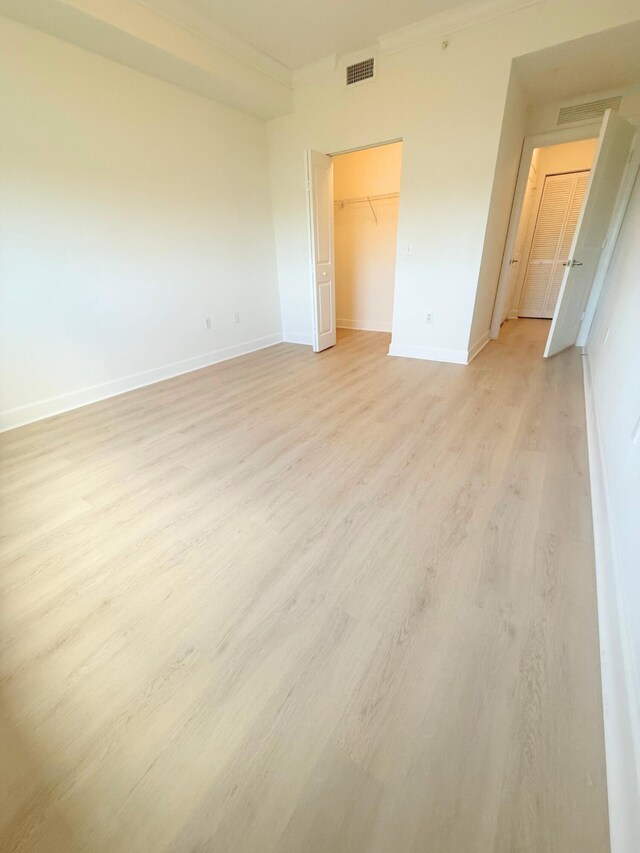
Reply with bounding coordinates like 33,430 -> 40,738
268,1 -> 640,359
333,143 -> 402,332
468,66 -> 528,353
584,166 -> 640,853
0,16 -> 282,430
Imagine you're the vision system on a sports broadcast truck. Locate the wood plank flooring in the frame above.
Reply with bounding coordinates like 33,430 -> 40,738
0,320 -> 609,852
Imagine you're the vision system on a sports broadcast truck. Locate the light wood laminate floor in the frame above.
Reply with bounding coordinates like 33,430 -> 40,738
0,321 -> 608,853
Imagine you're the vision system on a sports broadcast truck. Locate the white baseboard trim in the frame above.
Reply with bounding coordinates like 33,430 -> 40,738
508,310 -> 519,320
337,318 -> 392,333
282,332 -> 313,346
0,333 -> 283,432
388,342 -> 467,364
466,332 -> 490,363
583,353 -> 640,853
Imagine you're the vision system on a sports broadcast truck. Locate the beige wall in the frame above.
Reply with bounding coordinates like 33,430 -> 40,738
333,143 -> 402,198
333,143 -> 402,332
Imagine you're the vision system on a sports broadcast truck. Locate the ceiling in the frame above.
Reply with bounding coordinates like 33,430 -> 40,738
515,19 -> 640,106
139,0 -> 470,70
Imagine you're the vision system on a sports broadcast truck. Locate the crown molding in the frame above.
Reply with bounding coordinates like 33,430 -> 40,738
133,0 -> 292,86
0,0 -> 292,118
378,0 -> 545,54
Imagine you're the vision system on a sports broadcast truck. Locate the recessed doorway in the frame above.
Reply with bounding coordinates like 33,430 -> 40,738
306,140 -> 403,352
332,142 -> 402,336
508,139 -> 597,322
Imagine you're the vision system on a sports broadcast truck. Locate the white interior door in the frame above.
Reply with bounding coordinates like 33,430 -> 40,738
307,150 -> 336,352
544,111 -> 635,357
518,171 -> 589,319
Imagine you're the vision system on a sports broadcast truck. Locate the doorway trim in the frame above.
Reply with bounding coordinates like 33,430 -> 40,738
490,123 -> 601,340
327,137 -> 403,158
306,137 -> 404,349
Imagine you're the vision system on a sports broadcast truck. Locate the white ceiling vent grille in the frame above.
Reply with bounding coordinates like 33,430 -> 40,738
557,96 -> 622,125
346,58 -> 375,86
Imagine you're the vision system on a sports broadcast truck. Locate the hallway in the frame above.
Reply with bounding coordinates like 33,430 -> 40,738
0,320 -> 608,852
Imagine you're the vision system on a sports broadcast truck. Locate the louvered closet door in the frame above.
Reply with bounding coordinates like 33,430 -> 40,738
518,171 -> 590,319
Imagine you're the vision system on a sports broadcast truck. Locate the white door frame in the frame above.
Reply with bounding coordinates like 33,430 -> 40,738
576,133 -> 640,345
490,123 -> 601,340
305,138 -> 404,348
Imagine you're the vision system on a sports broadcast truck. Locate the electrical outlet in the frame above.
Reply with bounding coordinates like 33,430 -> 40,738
204,316 -> 212,330
233,312 -> 240,324
425,312 -> 434,324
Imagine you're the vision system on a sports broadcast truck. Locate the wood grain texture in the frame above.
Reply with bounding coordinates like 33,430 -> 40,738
0,320 -> 609,852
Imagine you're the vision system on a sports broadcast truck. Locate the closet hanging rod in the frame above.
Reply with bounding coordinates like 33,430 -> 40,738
334,192 -> 399,206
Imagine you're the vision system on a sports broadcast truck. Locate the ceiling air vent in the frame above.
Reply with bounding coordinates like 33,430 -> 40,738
346,58 -> 375,86
557,96 -> 622,125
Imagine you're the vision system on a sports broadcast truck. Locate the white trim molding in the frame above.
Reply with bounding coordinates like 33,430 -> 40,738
466,331 -> 491,363
378,0 -> 543,54
388,342 -> 468,364
583,354 -> 640,853
337,319 -> 392,333
0,334 -> 282,433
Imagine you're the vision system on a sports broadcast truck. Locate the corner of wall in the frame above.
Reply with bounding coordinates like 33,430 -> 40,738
466,331 -> 491,363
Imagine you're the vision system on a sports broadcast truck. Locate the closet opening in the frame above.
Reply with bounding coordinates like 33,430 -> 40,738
332,141 -> 402,341
306,140 -> 403,352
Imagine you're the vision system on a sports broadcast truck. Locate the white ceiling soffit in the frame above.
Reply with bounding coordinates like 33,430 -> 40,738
514,19 -> 640,107
0,0 -> 293,119
139,0 -> 484,71
377,0 -> 544,54
134,0 -> 290,85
